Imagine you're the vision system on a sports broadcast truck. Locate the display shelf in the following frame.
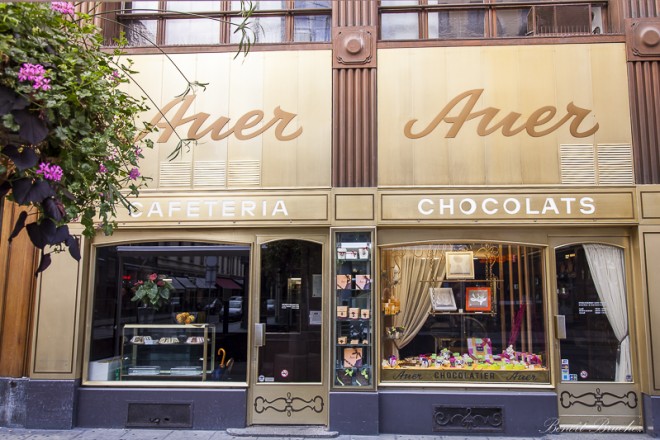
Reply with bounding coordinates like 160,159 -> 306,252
332,229 -> 374,389
120,324 -> 215,381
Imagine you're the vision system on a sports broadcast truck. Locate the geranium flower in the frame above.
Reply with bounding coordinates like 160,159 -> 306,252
51,2 -> 75,15
36,162 -> 63,182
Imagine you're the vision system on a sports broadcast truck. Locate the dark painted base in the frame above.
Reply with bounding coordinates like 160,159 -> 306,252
329,391 -> 378,435
0,378 -> 28,428
77,387 -> 247,429
0,378 -> 77,429
379,389 -> 558,437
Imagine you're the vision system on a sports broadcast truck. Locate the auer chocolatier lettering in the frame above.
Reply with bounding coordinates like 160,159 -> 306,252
404,89 -> 599,139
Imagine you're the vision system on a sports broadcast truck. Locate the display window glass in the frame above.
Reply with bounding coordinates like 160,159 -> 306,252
556,244 -> 632,383
380,243 -> 548,384
87,241 -> 249,383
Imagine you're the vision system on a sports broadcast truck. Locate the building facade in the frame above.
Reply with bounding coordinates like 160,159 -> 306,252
3,0 -> 660,436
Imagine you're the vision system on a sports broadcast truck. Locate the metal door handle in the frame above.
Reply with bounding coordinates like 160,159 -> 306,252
255,323 -> 265,347
555,315 -> 567,340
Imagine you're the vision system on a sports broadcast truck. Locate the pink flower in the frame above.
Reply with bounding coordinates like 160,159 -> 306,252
18,63 -> 51,92
129,167 -> 140,180
51,2 -> 75,15
148,273 -> 158,281
99,164 -> 108,173
36,162 -> 63,182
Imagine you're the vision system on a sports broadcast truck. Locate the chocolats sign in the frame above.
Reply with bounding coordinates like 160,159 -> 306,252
381,192 -> 635,222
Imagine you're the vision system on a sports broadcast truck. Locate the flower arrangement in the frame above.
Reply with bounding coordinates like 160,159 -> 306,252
130,273 -> 173,310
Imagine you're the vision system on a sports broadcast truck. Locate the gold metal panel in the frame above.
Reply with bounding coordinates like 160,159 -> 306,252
556,383 -> 641,428
250,385 -> 326,425
129,51 -> 332,189
335,194 -> 374,220
641,191 -> 660,219
643,232 -> 660,390
380,191 -> 635,222
378,44 -> 632,187
113,193 -> 329,224
32,238 -> 84,377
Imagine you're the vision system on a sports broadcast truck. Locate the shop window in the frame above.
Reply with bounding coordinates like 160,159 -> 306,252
115,0 -> 332,47
87,242 -> 250,383
556,244 -> 632,382
380,243 -> 548,384
379,0 -> 607,40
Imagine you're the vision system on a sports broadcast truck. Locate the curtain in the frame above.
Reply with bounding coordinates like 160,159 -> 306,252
583,244 -> 631,382
391,251 -> 445,356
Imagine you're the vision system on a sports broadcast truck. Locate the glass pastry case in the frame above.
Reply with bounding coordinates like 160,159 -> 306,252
121,324 -> 215,381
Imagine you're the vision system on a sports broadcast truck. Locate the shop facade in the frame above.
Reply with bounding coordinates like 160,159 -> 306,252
3,1 -> 660,437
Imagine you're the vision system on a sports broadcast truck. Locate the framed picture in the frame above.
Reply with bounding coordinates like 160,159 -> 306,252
445,251 -> 475,279
343,347 -> 363,368
429,287 -> 457,312
465,286 -> 492,312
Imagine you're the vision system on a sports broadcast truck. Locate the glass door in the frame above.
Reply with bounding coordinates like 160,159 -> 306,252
250,238 -> 326,425
554,242 -> 641,430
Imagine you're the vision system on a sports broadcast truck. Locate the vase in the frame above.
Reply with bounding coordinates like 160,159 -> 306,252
137,306 -> 156,324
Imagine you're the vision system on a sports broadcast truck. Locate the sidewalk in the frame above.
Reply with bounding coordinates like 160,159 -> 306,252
0,428 -> 655,440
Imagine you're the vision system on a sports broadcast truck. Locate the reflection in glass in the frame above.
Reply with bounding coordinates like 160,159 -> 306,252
294,15 -> 331,42
165,1 -> 221,12
495,9 -> 530,37
126,20 -> 158,46
231,16 -> 285,43
231,0 -> 285,11
259,240 -> 323,383
381,12 -> 419,40
429,10 -> 485,38
165,19 -> 221,45
125,1 -> 159,13
294,0 -> 332,8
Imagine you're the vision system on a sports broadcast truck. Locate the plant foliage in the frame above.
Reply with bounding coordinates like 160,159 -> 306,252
0,2 -> 253,275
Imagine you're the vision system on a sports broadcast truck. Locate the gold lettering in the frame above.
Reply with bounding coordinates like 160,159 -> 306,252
137,96 -> 303,143
404,90 -> 599,139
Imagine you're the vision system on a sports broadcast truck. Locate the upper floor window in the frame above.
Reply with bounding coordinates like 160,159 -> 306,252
118,1 -> 332,47
379,0 -> 607,40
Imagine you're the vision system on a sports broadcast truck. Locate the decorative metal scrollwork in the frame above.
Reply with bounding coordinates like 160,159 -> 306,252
433,406 -> 503,432
560,389 -> 638,412
254,392 -> 324,417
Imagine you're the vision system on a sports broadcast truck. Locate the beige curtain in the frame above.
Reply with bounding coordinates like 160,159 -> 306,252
391,250 -> 446,356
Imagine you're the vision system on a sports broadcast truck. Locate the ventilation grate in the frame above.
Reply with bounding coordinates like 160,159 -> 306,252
126,402 -> 192,428
227,160 -> 261,187
193,161 -> 226,188
159,162 -> 192,188
597,144 -> 634,185
560,144 -> 596,185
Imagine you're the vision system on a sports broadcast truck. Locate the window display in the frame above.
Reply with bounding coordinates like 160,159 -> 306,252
87,242 -> 249,383
380,243 -> 548,383
333,229 -> 374,388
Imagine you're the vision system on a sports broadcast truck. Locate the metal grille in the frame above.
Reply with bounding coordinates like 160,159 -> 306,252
227,160 -> 261,187
560,144 -> 596,185
159,162 -> 192,188
597,144 -> 634,185
193,161 -> 226,188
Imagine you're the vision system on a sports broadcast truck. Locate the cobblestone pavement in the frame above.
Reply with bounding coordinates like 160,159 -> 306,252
0,428 -> 655,440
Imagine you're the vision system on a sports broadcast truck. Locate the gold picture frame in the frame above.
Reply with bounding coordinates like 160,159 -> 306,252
445,251 -> 475,279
